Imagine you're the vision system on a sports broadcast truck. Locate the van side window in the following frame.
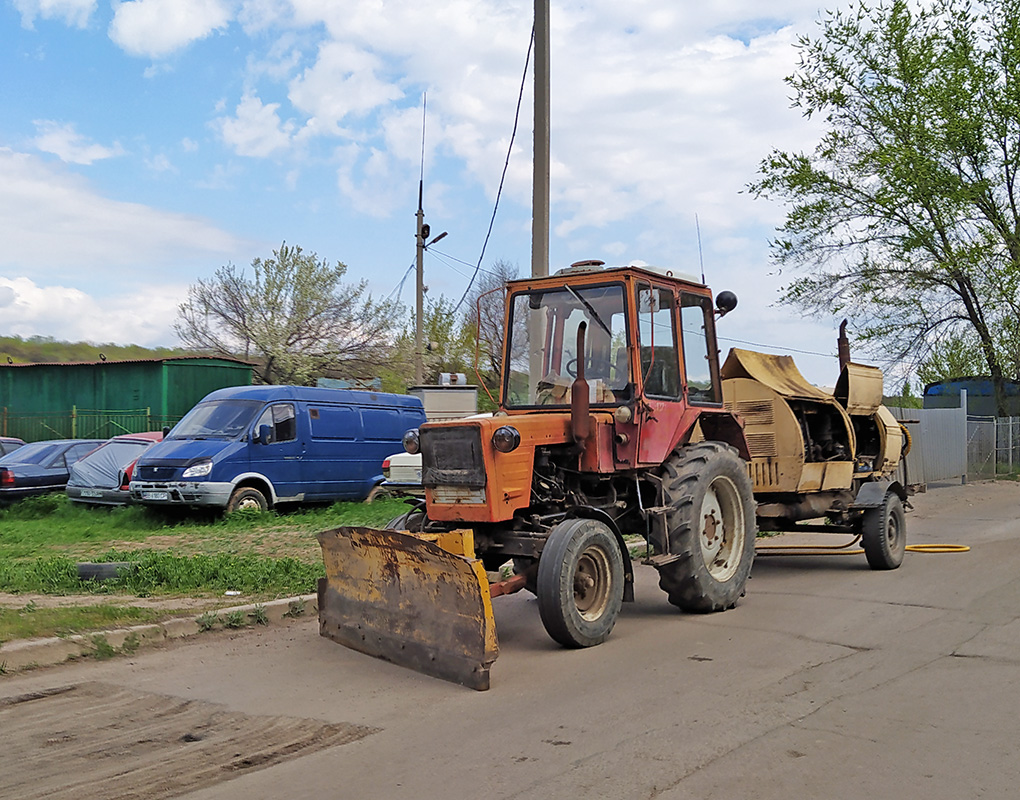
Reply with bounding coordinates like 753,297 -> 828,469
256,404 -> 296,443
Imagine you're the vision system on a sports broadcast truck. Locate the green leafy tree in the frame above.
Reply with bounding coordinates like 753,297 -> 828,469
175,243 -> 400,385
381,296 -> 477,392
751,0 -> 1020,415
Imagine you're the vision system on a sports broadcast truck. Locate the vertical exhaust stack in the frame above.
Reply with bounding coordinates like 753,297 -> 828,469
838,319 -> 851,370
571,322 -> 590,445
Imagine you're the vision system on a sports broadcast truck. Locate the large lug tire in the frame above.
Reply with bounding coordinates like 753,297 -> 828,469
537,518 -> 625,648
225,487 -> 268,513
861,492 -> 906,570
656,442 -> 756,612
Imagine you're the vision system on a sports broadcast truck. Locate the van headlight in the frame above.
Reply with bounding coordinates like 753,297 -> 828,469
182,460 -> 213,478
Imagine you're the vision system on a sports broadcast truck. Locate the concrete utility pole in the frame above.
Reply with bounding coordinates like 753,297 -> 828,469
532,0 -> 550,278
415,182 -> 426,385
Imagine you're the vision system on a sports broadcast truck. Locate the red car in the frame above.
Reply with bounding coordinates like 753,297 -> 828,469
65,431 -> 165,506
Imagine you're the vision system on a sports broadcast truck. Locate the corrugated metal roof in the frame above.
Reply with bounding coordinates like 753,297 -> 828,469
1,356 -> 254,368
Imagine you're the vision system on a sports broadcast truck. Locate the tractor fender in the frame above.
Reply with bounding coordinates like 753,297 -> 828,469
851,480 -> 906,509
566,506 -> 635,603
696,411 -> 751,462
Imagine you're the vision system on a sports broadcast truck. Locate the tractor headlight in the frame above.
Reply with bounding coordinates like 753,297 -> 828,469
182,459 -> 213,478
402,428 -> 420,454
492,425 -> 521,453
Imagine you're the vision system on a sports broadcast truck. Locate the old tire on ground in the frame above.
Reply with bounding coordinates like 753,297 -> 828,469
656,442 -> 756,612
384,510 -> 425,531
225,487 -> 268,513
537,518 -> 625,648
861,492 -> 906,570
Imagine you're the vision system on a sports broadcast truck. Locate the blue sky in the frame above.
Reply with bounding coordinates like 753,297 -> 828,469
0,0 -> 867,386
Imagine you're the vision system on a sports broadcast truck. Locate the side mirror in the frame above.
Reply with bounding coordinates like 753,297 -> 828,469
256,425 -> 273,445
162,426 -> 171,437
715,291 -> 738,317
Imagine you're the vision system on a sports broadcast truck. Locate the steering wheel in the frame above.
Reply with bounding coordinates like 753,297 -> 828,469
564,357 -> 612,379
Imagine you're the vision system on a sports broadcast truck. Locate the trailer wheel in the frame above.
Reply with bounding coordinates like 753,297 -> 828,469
225,487 -> 268,513
861,492 -> 906,570
656,442 -> 756,612
537,518 -> 625,648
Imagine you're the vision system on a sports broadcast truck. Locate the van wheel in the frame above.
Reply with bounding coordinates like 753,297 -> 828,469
363,484 -> 391,504
226,487 -> 268,513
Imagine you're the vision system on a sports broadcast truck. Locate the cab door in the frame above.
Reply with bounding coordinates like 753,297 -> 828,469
634,281 -> 696,465
250,403 -> 304,500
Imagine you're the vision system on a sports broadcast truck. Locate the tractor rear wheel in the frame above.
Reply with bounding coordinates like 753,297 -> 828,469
861,491 -> 906,570
537,518 -> 625,648
655,442 -> 756,612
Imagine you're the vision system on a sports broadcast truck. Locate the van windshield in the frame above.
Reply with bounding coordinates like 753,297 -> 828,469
168,400 -> 264,440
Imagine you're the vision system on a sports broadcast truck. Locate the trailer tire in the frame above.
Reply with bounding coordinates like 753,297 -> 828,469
861,492 -> 906,570
537,518 -> 624,648
225,487 -> 268,513
656,442 -> 756,612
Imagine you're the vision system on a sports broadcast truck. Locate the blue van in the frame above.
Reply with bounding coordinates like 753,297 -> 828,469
129,385 -> 425,512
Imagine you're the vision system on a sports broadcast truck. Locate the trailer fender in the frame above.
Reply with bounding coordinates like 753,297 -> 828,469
566,506 -> 635,602
851,480 -> 906,509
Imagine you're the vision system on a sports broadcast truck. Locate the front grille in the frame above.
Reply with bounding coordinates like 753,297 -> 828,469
421,426 -> 486,488
138,465 -> 179,481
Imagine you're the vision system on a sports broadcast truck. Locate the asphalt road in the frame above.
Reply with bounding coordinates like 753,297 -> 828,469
3,480 -> 1019,800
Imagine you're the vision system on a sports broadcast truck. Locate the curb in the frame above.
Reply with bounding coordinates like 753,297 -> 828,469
0,594 -> 318,673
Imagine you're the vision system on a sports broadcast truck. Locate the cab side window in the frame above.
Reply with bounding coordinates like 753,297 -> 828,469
680,294 -> 720,404
255,404 -> 297,443
636,283 -> 681,398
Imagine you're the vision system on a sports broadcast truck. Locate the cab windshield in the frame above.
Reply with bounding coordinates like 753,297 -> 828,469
168,400 -> 264,440
504,283 -> 629,407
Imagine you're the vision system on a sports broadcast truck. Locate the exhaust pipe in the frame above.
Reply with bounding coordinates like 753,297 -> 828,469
571,322 -> 590,445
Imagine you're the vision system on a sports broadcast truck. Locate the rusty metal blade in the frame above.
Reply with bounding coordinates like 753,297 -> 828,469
317,526 -> 498,691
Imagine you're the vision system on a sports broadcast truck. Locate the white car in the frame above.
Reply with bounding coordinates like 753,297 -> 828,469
382,451 -> 423,495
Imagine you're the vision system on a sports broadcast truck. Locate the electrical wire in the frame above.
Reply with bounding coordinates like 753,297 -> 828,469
452,25 -> 534,314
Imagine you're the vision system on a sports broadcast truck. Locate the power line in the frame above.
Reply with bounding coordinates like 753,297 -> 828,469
429,247 -> 504,278
453,25 -> 534,314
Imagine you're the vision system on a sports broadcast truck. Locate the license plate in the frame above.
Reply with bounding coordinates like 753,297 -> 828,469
80,489 -> 104,498
142,490 -> 170,501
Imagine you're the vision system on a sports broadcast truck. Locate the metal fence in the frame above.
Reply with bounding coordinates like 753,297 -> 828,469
0,407 -> 179,443
966,415 -> 1020,480
887,403 -> 968,485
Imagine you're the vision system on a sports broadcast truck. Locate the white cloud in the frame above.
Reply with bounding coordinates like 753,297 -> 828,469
109,0 -> 232,59
288,42 -> 404,135
0,276 -> 184,346
0,148 -> 249,279
214,93 -> 295,157
12,0 -> 95,29
32,121 -> 124,165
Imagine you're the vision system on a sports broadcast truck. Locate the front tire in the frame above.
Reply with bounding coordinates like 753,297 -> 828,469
861,492 -> 906,570
655,442 -> 756,612
537,518 -> 625,648
225,487 -> 268,513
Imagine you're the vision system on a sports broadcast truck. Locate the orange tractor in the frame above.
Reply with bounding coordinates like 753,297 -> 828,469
318,261 -> 906,689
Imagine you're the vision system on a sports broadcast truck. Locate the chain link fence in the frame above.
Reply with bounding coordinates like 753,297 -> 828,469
967,415 -> 1020,480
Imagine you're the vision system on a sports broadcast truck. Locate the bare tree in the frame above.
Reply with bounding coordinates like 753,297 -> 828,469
464,260 -> 520,394
175,243 -> 400,385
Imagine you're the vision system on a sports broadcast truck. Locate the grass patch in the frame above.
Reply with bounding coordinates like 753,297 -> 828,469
0,604 -> 170,644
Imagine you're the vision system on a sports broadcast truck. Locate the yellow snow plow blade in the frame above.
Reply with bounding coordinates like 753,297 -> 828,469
317,526 -> 499,691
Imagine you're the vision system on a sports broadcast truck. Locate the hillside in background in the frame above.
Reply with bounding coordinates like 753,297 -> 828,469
0,335 -> 190,365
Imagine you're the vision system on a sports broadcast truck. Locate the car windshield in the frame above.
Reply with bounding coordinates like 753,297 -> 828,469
504,283 -> 629,407
0,442 -> 61,465
168,400 -> 263,440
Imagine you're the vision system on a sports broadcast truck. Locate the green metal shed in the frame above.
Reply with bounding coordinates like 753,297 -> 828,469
0,357 -> 253,441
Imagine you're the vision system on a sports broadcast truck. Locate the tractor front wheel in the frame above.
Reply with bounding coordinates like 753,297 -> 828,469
537,518 -> 625,648
655,442 -> 756,612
